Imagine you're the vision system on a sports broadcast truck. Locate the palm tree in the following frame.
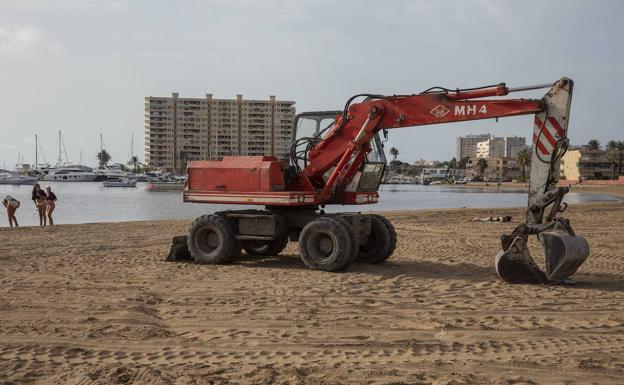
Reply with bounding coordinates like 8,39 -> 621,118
389,147 -> 399,162
516,147 -> 531,180
389,147 -> 399,171
476,158 -> 488,178
447,157 -> 457,179
606,140 -> 624,176
127,155 -> 141,173
587,139 -> 601,151
617,142 -> 624,176
606,149 -> 619,180
448,157 -> 457,170
96,150 -> 111,168
458,157 -> 469,170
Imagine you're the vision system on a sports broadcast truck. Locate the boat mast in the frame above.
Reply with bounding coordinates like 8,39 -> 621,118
58,130 -> 62,166
100,133 -> 103,169
35,134 -> 38,172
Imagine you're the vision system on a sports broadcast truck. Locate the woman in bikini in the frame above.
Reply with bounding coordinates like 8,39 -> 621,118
45,185 -> 58,226
2,195 -> 20,227
32,183 -> 47,226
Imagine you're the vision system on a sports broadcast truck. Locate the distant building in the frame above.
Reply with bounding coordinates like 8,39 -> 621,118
466,157 -> 523,180
462,134 -> 526,160
145,93 -> 296,171
476,138 -> 505,158
456,134 -> 491,160
560,149 -> 612,181
503,136 -> 526,158
422,167 -> 450,181
413,159 -> 438,167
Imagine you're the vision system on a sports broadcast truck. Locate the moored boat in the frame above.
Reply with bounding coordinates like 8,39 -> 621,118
0,173 -> 38,185
42,167 -> 102,182
103,177 -> 138,187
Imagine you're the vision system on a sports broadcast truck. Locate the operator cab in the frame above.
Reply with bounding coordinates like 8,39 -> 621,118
292,111 -> 387,194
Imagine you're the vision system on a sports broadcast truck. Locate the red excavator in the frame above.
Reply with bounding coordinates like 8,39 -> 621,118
172,77 -> 589,284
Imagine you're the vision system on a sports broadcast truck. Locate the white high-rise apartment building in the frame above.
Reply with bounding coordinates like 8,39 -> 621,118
456,134 -> 492,160
476,136 -> 527,158
458,134 -> 526,160
145,93 -> 295,171
476,138 -> 505,158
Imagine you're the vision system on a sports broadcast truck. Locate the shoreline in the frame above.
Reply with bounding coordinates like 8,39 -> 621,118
442,181 -> 624,197
1,186 -> 622,229
1,198 -> 622,230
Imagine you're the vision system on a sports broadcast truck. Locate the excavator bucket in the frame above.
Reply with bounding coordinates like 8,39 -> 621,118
540,230 -> 589,281
495,229 -> 590,284
495,236 -> 547,284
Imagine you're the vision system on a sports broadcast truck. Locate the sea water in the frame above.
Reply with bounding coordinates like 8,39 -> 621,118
0,183 -> 619,227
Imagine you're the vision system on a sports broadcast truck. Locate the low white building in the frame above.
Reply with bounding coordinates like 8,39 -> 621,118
422,167 -> 450,180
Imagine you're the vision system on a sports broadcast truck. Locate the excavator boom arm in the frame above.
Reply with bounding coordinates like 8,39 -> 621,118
305,81 -> 552,201
305,77 -> 588,284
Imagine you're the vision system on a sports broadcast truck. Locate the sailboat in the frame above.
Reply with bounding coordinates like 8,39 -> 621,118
41,131 -> 102,182
0,152 -> 37,185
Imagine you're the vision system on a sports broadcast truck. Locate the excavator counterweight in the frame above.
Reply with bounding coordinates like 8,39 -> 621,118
175,77 -> 589,283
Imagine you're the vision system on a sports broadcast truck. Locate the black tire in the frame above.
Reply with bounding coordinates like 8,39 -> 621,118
357,215 -> 395,264
243,215 -> 288,256
298,217 -> 352,271
187,214 -> 236,264
335,216 -> 359,266
376,215 -> 397,262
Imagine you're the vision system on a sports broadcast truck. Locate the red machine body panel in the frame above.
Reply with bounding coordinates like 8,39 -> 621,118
184,156 -> 380,206
186,156 -> 285,193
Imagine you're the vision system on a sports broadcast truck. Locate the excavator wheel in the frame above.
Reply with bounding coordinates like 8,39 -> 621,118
334,216 -> 359,265
375,215 -> 397,261
298,217 -> 352,272
187,214 -> 237,264
357,214 -> 395,264
243,215 -> 288,256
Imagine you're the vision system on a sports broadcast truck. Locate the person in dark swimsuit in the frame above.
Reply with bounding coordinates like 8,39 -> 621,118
45,185 -> 57,226
32,184 -> 47,226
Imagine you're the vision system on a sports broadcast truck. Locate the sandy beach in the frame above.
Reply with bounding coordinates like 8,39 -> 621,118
1,201 -> 623,384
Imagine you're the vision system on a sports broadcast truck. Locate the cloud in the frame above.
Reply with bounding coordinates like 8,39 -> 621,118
0,0 -> 127,11
0,23 -> 60,59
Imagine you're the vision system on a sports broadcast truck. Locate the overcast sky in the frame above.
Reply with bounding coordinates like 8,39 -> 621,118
0,0 -> 622,168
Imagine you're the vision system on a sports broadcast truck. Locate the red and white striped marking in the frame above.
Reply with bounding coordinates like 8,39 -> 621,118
532,116 -> 565,156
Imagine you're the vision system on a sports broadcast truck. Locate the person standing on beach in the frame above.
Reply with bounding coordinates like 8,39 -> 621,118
32,184 -> 47,226
2,195 -> 20,227
45,185 -> 57,225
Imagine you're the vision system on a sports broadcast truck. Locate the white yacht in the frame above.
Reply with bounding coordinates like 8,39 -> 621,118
0,172 -> 38,185
42,167 -> 102,182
